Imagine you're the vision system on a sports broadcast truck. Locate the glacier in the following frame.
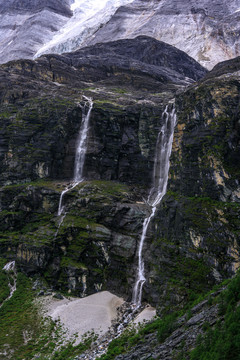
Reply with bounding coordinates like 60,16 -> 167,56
34,0 -> 135,58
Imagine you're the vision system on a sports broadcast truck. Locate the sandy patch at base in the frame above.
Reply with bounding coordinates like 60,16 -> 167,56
46,291 -> 124,342
133,306 -> 156,325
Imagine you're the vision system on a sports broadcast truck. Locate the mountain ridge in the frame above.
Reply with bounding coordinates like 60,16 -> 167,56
0,0 -> 239,69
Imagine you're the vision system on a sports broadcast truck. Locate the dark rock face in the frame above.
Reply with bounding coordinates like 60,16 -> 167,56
0,37 -> 206,186
0,93 -> 158,186
66,36 -> 207,82
142,58 -> 240,309
0,180 -> 146,298
0,37 -> 239,313
204,55 -> 240,80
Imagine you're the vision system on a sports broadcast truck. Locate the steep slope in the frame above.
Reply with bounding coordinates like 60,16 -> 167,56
32,0 -> 240,70
143,56 -> 240,308
0,0 -> 72,64
87,0 -> 240,70
100,272 -> 240,360
0,0 -> 135,64
0,36 -> 206,185
0,38 -> 210,303
0,28 -> 239,360
34,0 -> 135,59
0,37 -> 239,311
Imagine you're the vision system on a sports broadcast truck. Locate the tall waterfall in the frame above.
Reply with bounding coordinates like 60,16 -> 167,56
73,98 -> 93,183
132,103 -> 176,307
58,96 -> 93,216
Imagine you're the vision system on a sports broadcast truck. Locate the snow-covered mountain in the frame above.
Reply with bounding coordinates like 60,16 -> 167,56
34,0 -> 135,59
0,0 -> 240,69
0,0 -> 72,64
86,0 -> 240,70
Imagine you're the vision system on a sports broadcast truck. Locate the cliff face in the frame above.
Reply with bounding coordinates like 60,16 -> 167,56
0,36 -> 206,186
144,58 -> 240,309
0,37 -> 239,313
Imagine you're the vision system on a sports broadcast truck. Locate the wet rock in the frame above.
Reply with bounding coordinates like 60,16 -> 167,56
53,293 -> 64,300
37,290 -> 45,296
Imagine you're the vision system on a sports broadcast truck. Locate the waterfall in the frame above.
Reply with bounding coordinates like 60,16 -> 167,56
0,261 -> 17,307
132,103 -> 176,307
57,96 -> 93,217
73,97 -> 93,183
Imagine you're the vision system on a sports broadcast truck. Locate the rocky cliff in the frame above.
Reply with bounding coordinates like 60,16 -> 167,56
0,37 -> 207,301
143,56 -> 240,310
0,36 -> 239,313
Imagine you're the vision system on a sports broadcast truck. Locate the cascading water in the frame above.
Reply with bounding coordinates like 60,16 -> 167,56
132,103 -> 176,307
73,97 -> 93,183
0,261 -> 17,307
57,96 -> 93,217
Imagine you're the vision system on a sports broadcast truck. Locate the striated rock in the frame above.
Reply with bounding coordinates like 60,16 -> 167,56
1,0 -> 238,70
87,0 -> 240,70
0,0 -> 72,64
114,287 -> 224,360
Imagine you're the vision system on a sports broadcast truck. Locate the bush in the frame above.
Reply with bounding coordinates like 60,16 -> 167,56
157,313 -> 177,343
190,271 -> 240,360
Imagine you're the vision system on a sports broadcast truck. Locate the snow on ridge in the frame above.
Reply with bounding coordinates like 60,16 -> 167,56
34,0 -> 134,58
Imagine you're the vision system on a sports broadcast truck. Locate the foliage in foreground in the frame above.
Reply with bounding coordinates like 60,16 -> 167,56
99,272 -> 240,360
98,312 -> 177,360
1,260 -> 240,360
0,265 -> 92,360
190,271 -> 240,360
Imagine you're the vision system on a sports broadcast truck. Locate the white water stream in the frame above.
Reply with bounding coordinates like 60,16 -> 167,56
0,261 -> 17,308
57,96 -> 93,217
132,104 -> 176,307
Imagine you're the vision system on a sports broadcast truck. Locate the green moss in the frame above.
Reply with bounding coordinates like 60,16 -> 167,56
110,88 -> 128,94
3,179 -> 62,192
0,260 -> 10,304
68,181 -> 131,205
60,257 -> 87,270
94,99 -> 125,110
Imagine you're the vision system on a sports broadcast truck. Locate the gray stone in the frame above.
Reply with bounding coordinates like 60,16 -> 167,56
53,293 -> 64,300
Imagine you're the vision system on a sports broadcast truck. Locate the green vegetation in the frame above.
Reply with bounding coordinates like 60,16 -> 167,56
98,313 -> 177,360
94,99 -> 125,110
110,88 -> 128,94
0,265 -> 93,359
190,271 -> 240,360
0,259 -> 10,304
99,273 -> 240,360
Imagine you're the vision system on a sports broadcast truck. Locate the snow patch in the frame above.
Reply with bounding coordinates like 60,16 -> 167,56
34,0 -> 135,58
